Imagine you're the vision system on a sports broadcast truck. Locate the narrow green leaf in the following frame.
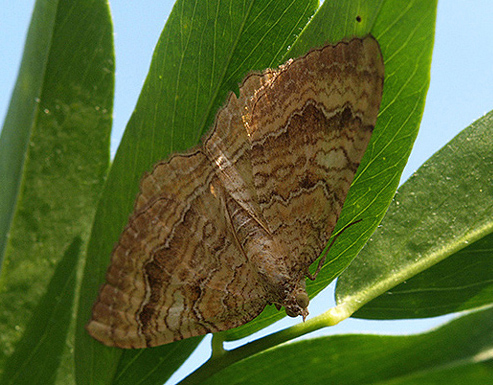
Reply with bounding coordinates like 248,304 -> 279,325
0,0 -> 58,263
225,0 -> 438,341
0,238 -> 81,385
202,307 -> 493,384
337,110 -> 493,319
75,1 -> 319,384
0,0 -> 114,380
114,337 -> 202,385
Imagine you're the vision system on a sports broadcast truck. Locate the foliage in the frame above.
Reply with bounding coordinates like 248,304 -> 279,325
0,0 -> 491,384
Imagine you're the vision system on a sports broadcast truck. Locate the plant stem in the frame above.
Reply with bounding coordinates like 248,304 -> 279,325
177,307 -> 348,385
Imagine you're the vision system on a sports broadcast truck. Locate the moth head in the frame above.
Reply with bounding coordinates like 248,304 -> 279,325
284,285 -> 310,320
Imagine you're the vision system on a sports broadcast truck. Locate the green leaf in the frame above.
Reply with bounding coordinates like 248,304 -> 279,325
201,306 -> 493,384
337,110 -> 493,319
76,0 -> 437,382
0,0 -> 114,381
75,1 -> 319,384
226,0 -> 438,341
0,238 -> 81,385
381,360 -> 493,385
0,0 -> 57,263
113,338 -> 202,385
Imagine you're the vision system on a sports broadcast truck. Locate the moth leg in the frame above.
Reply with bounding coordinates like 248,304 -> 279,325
306,254 -> 326,281
306,219 -> 364,280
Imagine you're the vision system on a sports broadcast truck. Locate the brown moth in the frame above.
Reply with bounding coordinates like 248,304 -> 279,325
87,36 -> 384,348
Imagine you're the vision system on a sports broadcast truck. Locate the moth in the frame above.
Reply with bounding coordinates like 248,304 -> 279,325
87,36 -> 384,348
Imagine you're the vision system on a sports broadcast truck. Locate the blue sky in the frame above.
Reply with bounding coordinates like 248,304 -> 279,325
1,1 -> 492,383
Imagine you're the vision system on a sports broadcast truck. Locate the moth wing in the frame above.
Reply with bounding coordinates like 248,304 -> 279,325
203,71 -> 276,227
247,36 -> 384,271
87,150 -> 267,348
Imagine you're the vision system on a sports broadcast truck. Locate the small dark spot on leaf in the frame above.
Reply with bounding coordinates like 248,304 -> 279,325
356,15 -> 362,23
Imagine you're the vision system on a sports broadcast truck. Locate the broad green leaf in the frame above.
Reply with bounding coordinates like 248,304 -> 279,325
200,306 -> 493,384
337,111 -> 493,319
226,0 -> 438,341
0,0 -> 114,381
0,238 -> 81,385
381,360 -> 493,385
355,232 -> 493,320
75,1 -> 319,384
